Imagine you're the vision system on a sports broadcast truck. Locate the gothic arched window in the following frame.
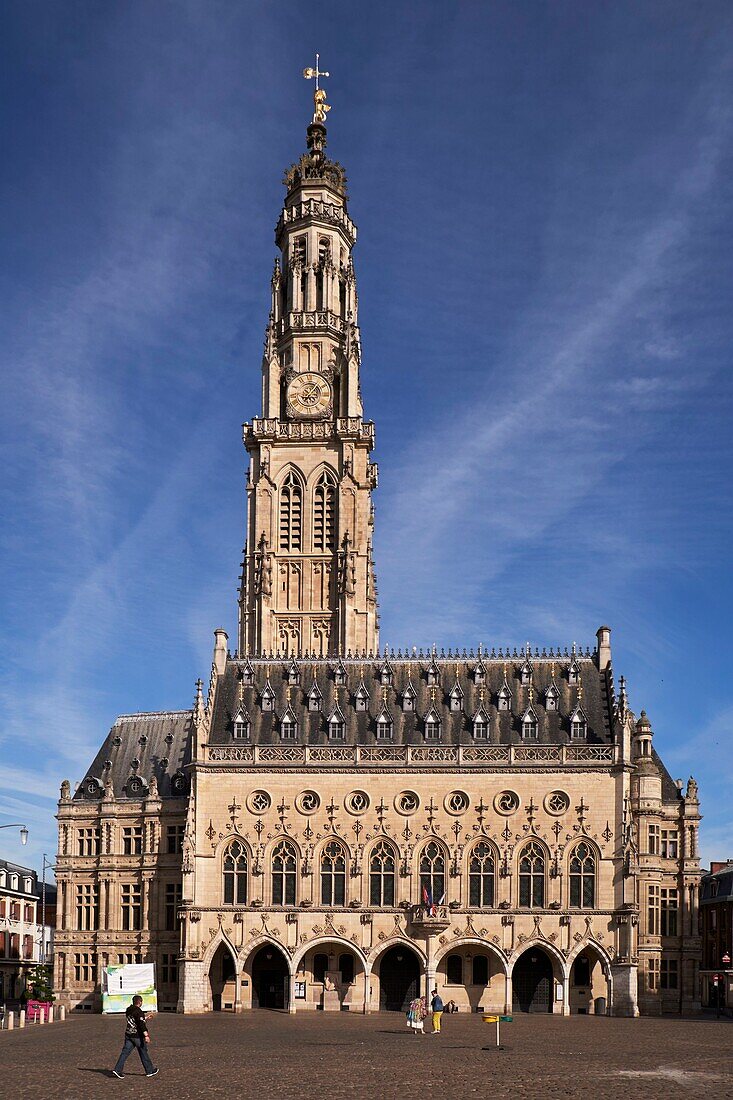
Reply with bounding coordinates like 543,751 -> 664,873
279,471 -> 303,552
569,842 -> 596,908
272,840 -> 297,905
320,840 -> 347,906
419,841 -> 445,906
469,841 -> 495,908
518,842 -> 545,908
313,471 -> 336,552
369,840 -> 396,906
446,954 -> 463,985
223,840 -> 248,905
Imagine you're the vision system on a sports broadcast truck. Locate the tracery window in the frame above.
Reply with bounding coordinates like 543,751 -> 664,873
279,471 -> 303,552
469,842 -> 495,908
272,840 -> 297,905
419,841 -> 445,906
223,839 -> 248,905
518,842 -> 545,908
313,471 -> 336,552
320,841 -> 347,906
369,840 -> 396,906
568,842 -> 595,908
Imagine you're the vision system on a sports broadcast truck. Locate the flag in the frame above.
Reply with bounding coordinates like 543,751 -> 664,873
422,883 -> 433,911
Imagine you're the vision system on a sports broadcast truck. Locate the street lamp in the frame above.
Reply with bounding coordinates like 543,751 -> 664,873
41,854 -> 55,966
0,823 -> 29,845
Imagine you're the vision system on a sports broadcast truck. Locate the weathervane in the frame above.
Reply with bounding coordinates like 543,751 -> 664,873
303,52 -> 331,124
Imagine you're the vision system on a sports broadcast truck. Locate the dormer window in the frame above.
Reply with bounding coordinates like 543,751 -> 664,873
568,659 -> 580,685
333,660 -> 347,686
355,682 -> 370,712
376,711 -> 393,741
287,658 -> 300,685
472,710 -> 489,740
261,682 -> 275,712
327,707 -> 346,741
379,661 -> 393,686
426,659 -> 440,686
520,660 -> 532,686
545,684 -> 560,712
570,706 -> 587,740
497,684 -> 512,712
424,710 -> 442,741
281,711 -> 298,740
521,708 -> 538,739
402,684 -> 417,713
24,877 -> 32,893
449,684 -> 463,713
241,659 -> 255,686
473,660 -> 486,686
232,711 -> 250,740
308,683 -> 322,712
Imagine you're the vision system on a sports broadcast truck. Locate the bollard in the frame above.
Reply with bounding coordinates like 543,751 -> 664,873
59,1005 -> 66,1022
7,1012 -> 13,1031
19,1010 -> 25,1029
48,1006 -> 54,1024
38,1008 -> 45,1025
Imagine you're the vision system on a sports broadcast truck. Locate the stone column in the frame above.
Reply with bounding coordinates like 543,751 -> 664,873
503,972 -> 512,1016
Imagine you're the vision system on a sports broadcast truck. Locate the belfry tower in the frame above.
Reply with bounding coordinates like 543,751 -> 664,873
238,79 -> 379,657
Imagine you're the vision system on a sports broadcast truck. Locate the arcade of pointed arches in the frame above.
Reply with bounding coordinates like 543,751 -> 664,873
201,929 -> 613,1015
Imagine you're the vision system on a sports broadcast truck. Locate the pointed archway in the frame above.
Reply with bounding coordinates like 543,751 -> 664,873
250,943 -> 290,1010
512,947 -> 554,1013
208,941 -> 237,1012
378,944 -> 422,1011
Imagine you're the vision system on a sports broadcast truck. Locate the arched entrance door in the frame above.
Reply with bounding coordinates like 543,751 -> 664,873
209,943 -> 237,1012
251,945 -> 289,1010
379,946 -> 421,1011
512,948 -> 554,1013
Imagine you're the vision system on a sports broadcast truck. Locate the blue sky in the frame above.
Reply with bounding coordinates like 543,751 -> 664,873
1,1 -> 732,874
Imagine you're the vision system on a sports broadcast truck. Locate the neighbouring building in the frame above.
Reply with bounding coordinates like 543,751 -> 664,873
0,860 -> 55,1002
700,861 -> 733,1014
54,83 -> 703,1017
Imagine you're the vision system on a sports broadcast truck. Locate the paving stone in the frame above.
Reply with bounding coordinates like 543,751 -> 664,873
0,1011 -> 731,1099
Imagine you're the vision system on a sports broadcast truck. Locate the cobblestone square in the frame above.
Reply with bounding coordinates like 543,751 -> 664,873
1,1012 -> 731,1100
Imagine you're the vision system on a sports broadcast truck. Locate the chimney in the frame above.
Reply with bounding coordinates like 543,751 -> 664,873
213,628 -> 229,676
596,625 -> 611,671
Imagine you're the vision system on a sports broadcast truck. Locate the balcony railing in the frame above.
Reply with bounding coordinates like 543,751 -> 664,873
206,743 -> 616,766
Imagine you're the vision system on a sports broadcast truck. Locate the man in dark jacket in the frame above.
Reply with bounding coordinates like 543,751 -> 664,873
112,995 -> 159,1078
430,988 -> 444,1034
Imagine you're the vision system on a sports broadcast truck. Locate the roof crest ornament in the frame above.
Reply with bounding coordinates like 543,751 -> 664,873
303,53 -> 331,123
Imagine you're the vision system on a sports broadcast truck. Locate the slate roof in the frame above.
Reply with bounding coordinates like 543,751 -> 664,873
208,654 -> 614,747
74,711 -> 193,802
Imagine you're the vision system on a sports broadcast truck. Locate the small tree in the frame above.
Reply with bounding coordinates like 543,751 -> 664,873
25,964 -> 54,1002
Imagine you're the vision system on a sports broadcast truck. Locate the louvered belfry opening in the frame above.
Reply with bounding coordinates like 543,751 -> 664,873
313,471 -> 336,551
279,472 -> 302,551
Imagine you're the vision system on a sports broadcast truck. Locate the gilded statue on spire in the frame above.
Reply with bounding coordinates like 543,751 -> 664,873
303,52 -> 331,124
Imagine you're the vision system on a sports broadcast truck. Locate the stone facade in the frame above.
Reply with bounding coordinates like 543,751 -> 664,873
54,106 -> 702,1017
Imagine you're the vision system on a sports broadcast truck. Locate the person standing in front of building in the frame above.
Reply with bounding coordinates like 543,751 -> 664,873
430,987 -> 444,1034
112,995 -> 159,1078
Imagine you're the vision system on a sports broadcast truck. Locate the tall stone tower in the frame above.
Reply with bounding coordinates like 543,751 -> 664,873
238,103 -> 379,659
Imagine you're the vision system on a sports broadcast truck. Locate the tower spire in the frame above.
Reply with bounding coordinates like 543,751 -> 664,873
239,86 -> 378,659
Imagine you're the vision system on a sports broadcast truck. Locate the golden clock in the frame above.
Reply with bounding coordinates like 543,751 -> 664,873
286,372 -> 332,419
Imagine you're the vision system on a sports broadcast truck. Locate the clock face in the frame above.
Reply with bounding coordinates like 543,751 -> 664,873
287,372 -> 332,418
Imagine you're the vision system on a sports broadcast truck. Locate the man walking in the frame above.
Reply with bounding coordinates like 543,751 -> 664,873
430,987 -> 444,1034
112,995 -> 159,1079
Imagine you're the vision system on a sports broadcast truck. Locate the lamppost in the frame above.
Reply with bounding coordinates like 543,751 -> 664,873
0,823 -> 29,845
40,855 -> 55,966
